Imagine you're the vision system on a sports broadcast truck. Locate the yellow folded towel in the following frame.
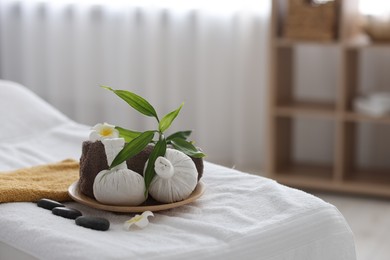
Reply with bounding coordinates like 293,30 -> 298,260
0,159 -> 79,203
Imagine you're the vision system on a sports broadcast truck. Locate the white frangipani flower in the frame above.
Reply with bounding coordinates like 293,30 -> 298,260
89,123 -> 119,141
124,211 -> 154,230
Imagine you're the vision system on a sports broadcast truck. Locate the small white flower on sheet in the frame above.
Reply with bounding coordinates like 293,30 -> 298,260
124,211 -> 154,230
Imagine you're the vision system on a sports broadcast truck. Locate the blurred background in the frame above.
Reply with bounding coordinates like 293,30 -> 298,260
0,0 -> 390,175
0,0 -> 270,171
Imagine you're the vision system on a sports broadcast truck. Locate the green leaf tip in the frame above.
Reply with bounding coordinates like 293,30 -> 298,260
101,86 -> 159,120
100,85 -> 114,91
158,102 -> 184,133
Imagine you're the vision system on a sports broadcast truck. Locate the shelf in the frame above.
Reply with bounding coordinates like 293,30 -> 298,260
341,168 -> 390,197
347,42 -> 390,49
276,163 -> 333,179
275,38 -> 341,47
344,112 -> 390,124
345,35 -> 390,49
276,177 -> 390,198
275,101 -> 336,119
269,0 -> 390,198
275,166 -> 390,197
273,163 -> 334,190
347,168 -> 390,184
341,182 -> 390,197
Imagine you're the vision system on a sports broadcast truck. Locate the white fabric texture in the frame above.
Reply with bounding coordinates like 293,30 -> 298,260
0,81 -> 356,259
0,168 -> 356,260
0,0 -> 270,169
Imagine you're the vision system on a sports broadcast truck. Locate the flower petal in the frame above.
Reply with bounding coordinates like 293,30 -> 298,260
141,211 -> 154,218
112,128 -> 119,138
91,123 -> 103,131
123,211 -> 154,230
134,217 -> 150,228
102,122 -> 115,128
89,131 -> 100,142
123,221 -> 135,230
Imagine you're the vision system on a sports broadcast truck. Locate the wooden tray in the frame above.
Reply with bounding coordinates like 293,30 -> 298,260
68,181 -> 205,213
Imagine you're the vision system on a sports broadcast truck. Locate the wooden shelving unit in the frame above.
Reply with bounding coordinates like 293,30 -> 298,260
268,0 -> 390,197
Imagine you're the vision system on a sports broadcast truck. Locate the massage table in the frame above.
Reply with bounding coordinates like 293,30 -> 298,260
0,80 -> 356,260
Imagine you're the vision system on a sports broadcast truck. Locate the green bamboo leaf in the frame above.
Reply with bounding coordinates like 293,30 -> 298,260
144,138 -> 167,196
110,131 -> 155,169
158,103 -> 183,133
166,130 -> 192,142
170,137 -> 206,158
101,86 -> 159,120
115,126 -> 142,143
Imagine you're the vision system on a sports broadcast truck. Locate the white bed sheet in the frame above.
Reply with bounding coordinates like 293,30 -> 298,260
0,80 -> 356,260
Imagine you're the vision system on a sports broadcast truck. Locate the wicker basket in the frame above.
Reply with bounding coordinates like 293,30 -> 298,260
284,0 -> 339,41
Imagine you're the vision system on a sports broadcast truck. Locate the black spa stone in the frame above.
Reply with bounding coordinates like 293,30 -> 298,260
75,216 -> 110,231
52,207 -> 82,219
37,198 -> 65,210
